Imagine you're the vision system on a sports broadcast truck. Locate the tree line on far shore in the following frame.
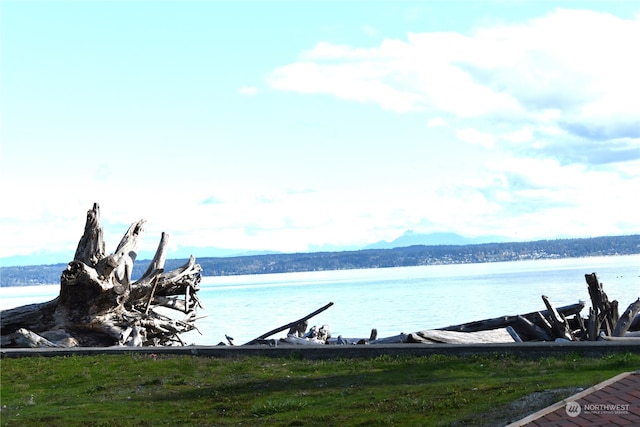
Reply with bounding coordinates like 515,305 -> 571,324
2,234 -> 638,287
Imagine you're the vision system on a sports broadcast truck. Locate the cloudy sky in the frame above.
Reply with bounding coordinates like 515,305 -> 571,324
1,1 -> 639,266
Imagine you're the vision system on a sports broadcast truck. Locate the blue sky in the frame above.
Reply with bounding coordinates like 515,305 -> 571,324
1,1 -> 639,266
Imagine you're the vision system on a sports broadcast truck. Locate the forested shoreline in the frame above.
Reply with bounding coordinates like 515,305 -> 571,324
2,234 -> 639,287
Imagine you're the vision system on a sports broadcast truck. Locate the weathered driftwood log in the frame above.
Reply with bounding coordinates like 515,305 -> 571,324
244,302 -> 334,345
404,329 -> 513,344
613,298 -> 640,337
585,272 -> 618,338
9,328 -> 62,348
571,313 -> 587,340
541,295 -> 574,341
630,313 -> 640,332
506,326 -> 523,342
438,302 -> 585,334
282,324 -> 331,345
587,307 -> 598,341
369,328 -> 378,340
531,312 -> 555,338
511,315 -> 553,341
369,333 -> 411,344
0,203 -> 202,348
288,320 -> 309,337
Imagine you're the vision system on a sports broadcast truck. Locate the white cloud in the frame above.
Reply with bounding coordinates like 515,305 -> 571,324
426,117 -> 447,128
238,86 -> 258,96
269,9 -> 640,136
472,156 -> 640,238
456,128 -> 495,149
504,127 -> 534,144
269,61 -> 422,112
265,8 -> 640,244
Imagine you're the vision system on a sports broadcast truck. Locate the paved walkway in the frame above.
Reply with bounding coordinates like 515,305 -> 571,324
508,371 -> 640,426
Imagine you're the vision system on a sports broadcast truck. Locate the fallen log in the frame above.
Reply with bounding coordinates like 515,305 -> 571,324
541,295 -> 574,341
530,312 -> 554,338
0,203 -> 202,348
282,335 -> 327,345
244,302 -> 334,345
7,328 -> 62,348
369,333 -> 411,344
511,315 -> 553,341
613,298 -> 640,337
630,313 -> 640,332
406,329 -> 513,344
438,302 -> 585,333
506,326 -> 523,342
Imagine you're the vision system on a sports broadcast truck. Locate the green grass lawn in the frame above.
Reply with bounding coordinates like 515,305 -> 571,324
1,352 -> 638,426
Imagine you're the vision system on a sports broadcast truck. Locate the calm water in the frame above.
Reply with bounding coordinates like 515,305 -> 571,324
1,255 -> 638,345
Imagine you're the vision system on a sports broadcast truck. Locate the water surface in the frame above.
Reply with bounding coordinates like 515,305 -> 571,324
1,255 -> 638,345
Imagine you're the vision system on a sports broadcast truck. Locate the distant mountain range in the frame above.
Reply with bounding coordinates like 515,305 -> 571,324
365,231 -> 513,249
132,231 -> 505,260
0,231 -> 507,267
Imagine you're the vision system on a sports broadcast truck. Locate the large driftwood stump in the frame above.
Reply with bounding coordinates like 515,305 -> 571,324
0,203 -> 202,348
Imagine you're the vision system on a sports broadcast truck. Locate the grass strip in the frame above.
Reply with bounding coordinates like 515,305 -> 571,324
1,351 -> 638,426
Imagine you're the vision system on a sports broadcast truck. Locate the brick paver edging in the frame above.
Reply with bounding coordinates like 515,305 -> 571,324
507,371 -> 640,426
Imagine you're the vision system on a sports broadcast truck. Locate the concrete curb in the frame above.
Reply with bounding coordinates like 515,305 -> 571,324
2,341 -> 639,359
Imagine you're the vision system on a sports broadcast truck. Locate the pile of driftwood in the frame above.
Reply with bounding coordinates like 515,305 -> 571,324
0,204 -> 203,348
239,272 -> 639,346
461,272 -> 640,343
